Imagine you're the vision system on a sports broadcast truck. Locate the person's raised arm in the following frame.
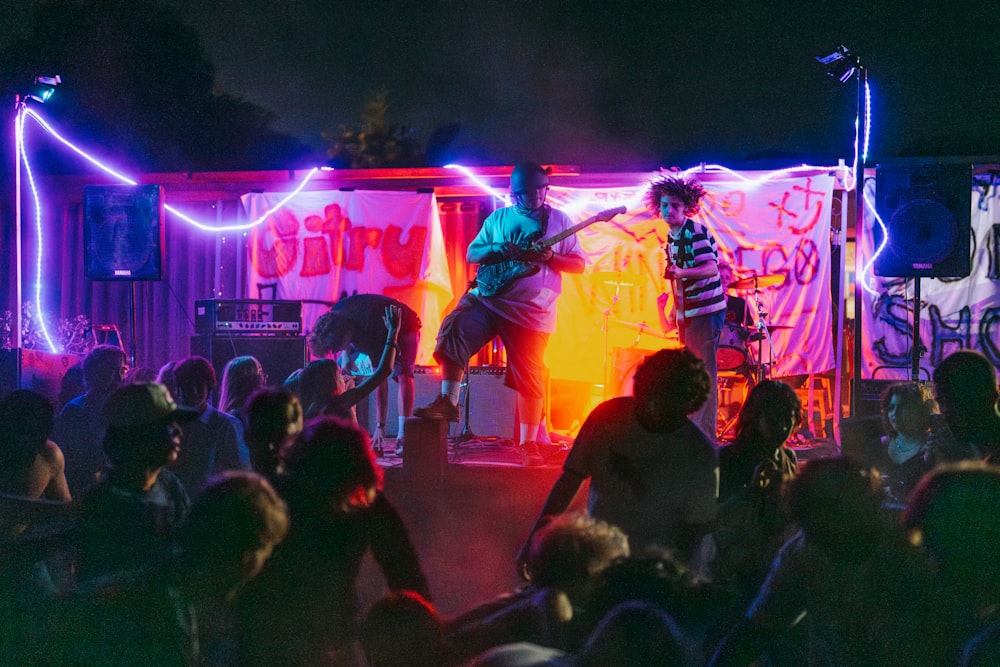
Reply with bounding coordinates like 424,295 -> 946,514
337,305 -> 401,409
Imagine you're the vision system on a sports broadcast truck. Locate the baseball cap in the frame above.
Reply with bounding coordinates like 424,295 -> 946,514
103,383 -> 200,430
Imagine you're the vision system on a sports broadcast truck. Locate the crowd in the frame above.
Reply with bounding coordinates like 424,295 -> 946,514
2,306 -> 1000,667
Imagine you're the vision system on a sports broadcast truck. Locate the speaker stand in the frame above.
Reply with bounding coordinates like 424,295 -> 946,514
910,278 -> 925,381
128,281 -> 138,367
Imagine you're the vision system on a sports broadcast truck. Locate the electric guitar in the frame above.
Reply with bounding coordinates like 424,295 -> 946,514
475,205 -> 627,298
664,240 -> 685,329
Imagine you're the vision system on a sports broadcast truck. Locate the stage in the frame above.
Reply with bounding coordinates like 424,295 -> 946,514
359,431 -> 835,619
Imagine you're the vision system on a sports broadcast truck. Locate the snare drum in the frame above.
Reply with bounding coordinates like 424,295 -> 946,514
718,322 -> 748,371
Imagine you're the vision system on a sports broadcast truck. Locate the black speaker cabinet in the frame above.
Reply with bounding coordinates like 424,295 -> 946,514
84,184 -> 166,281
190,335 -> 306,401
874,160 -> 971,278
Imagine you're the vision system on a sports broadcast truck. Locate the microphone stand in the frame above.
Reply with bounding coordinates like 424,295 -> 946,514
454,358 -> 476,443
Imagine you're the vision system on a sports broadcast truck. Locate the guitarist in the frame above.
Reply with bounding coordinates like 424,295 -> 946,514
414,162 -> 585,454
649,175 -> 727,441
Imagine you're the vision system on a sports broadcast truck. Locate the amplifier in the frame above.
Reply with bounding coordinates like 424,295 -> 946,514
194,299 -> 302,335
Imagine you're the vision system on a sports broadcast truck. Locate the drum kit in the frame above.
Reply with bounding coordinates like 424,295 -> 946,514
721,272 -> 787,384
606,270 -> 790,440
591,268 -> 790,436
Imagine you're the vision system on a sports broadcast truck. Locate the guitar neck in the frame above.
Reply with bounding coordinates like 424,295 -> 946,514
537,206 -> 627,248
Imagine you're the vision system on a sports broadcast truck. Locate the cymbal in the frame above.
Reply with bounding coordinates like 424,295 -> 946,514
728,273 -> 785,291
615,321 -> 677,340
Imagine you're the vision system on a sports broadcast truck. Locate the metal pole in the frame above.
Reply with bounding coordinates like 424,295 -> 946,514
850,65 -> 867,417
13,97 -> 23,387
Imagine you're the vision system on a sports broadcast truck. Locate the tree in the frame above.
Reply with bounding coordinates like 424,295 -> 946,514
0,0 -> 318,174
323,87 -> 421,169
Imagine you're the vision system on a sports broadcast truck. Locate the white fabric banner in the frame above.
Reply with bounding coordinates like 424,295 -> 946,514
241,190 -> 453,364
547,172 -> 837,384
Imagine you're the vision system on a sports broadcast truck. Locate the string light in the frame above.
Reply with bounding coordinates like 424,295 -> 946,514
17,107 -> 58,352
22,108 -> 328,231
17,107 -> 330,353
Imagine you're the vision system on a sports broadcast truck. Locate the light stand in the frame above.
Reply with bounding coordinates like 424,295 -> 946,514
816,45 -> 866,420
851,63 -> 868,415
12,76 -> 61,388
14,97 -> 24,387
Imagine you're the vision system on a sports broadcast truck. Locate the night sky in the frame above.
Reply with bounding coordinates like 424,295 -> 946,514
13,1 -> 1000,168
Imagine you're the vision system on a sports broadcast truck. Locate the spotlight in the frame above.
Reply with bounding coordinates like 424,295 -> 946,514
815,46 -> 859,83
26,74 -> 61,103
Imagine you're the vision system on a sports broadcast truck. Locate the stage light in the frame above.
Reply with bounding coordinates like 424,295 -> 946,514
26,74 -> 61,104
815,46 -> 859,84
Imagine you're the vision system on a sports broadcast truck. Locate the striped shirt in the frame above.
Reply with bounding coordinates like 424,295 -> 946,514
666,219 -> 726,320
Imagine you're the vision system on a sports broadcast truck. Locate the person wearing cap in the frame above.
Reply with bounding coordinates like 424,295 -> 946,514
36,471 -> 290,667
71,382 -> 199,582
414,162 -> 586,457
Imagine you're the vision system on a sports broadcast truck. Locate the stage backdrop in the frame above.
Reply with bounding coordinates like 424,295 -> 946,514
859,177 -> 1000,380
241,173 -> 836,388
242,190 -> 453,364
542,173 -> 837,387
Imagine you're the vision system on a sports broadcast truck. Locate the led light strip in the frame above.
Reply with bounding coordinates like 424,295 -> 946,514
18,107 -> 329,352
17,107 -> 57,352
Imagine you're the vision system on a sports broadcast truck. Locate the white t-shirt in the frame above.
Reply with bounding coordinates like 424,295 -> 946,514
564,396 -> 719,553
470,205 -> 582,334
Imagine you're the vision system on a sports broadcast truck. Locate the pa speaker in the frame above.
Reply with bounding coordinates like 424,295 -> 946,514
874,160 -> 971,278
84,184 -> 165,281
465,367 -> 519,439
190,335 -> 307,403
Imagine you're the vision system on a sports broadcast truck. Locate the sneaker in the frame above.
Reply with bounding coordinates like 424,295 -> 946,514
520,441 -> 546,467
413,395 -> 460,422
393,438 -> 404,458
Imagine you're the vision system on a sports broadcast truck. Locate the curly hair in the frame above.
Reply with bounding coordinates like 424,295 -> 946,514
644,175 -> 708,217
526,513 -> 630,589
632,348 -> 711,418
308,309 -> 350,358
879,381 -> 937,438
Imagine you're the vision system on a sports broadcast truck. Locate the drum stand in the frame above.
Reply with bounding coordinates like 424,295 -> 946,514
745,280 -> 778,384
601,277 -> 625,401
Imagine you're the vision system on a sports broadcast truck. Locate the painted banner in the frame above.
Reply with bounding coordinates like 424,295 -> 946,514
241,190 -> 453,364
859,178 -> 1000,380
546,172 -> 837,385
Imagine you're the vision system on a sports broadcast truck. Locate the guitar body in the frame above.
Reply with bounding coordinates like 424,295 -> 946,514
473,205 -> 627,298
475,260 -> 541,298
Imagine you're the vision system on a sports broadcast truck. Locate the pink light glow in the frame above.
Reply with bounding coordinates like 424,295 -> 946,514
23,108 -> 327,232
18,108 -> 329,353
